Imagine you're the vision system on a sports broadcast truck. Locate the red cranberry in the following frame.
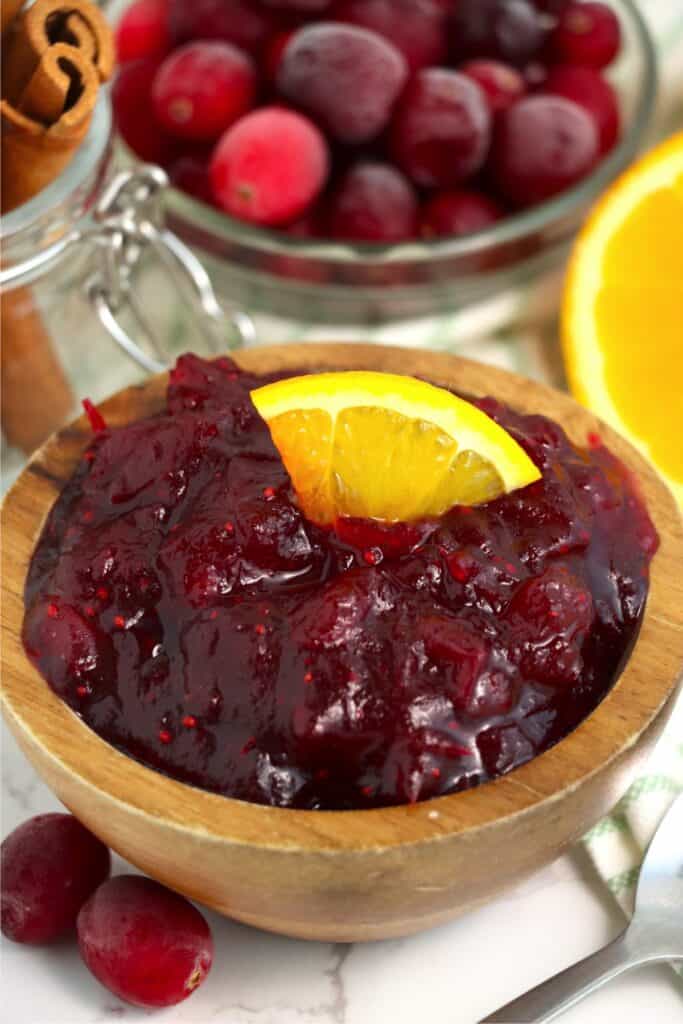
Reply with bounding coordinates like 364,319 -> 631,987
328,162 -> 419,243
450,0 -> 546,66
544,65 -> 619,153
334,0 -> 447,73
421,189 -> 503,238
168,152 -> 215,204
210,107 -> 329,226
551,2 -> 621,68
491,94 -> 599,205
168,0 -> 276,55
152,42 -> 257,142
78,875 -> 213,1008
115,0 -> 170,64
1,814 -> 111,944
461,59 -> 526,114
276,24 -> 408,144
112,58 -> 175,164
389,69 -> 491,188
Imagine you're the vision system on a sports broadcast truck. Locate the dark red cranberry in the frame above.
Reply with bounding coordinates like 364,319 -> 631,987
1,814 -> 111,944
551,2 -> 621,68
210,107 -> 329,225
276,23 -> 408,144
78,875 -> 213,1008
334,0 -> 447,73
328,162 -> 419,243
168,152 -> 215,204
390,69 -> 491,188
461,59 -> 526,114
544,65 -> 619,153
421,189 -> 503,238
533,0 -> 570,14
263,30 -> 295,84
115,0 -> 170,64
168,0 -> 276,55
152,42 -> 257,142
450,0 -> 546,66
112,58 -> 175,164
491,94 -> 599,205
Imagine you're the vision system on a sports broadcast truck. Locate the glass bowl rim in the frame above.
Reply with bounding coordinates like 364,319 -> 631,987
160,0 -> 658,265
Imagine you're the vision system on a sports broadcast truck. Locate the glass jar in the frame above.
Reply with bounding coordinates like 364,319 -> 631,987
1,94 -> 252,474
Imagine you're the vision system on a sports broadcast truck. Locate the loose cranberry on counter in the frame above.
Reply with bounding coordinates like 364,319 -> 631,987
115,0 -> 170,64
328,163 -> 419,243
77,875 -> 213,1008
334,0 -> 447,73
491,94 -> 599,206
168,0 -> 277,55
112,57 -> 175,164
390,69 -> 491,188
449,0 -> 546,66
544,64 -> 620,154
1,814 -> 111,944
152,41 -> 257,142
210,107 -> 329,226
461,59 -> 527,114
421,190 -> 504,238
550,2 -> 621,68
276,23 -> 408,144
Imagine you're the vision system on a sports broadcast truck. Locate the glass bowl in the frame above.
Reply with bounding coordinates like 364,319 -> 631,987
109,0 -> 657,332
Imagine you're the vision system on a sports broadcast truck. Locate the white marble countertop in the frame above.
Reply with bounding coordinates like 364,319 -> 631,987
2,718 -> 682,1024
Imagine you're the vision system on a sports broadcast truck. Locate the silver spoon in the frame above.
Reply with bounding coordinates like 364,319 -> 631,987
481,790 -> 683,1022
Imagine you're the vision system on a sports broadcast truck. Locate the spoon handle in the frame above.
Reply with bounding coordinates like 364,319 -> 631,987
479,929 -> 678,1023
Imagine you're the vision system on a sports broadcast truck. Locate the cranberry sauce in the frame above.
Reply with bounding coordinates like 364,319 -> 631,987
23,356 -> 658,810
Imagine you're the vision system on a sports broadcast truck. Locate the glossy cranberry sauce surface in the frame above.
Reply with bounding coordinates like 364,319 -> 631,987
23,356 -> 658,809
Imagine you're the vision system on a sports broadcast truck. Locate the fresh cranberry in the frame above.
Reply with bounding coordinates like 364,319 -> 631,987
1,814 -> 111,944
551,2 -> 621,68
334,0 -> 447,73
277,23 -> 408,144
168,0 -> 277,55
210,107 -> 329,226
328,162 -> 418,243
152,41 -> 256,142
77,875 -> 213,1008
491,94 -> 599,205
461,59 -> 526,114
390,69 -> 491,188
112,58 -> 175,164
168,151 -> 215,204
544,65 -> 619,153
421,189 -> 503,238
449,0 -> 546,66
115,0 -> 170,63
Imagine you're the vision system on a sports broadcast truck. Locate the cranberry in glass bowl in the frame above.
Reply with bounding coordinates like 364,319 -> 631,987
106,0 -> 655,331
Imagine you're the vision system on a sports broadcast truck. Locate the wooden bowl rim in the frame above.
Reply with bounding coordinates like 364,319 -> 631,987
2,343 -> 682,854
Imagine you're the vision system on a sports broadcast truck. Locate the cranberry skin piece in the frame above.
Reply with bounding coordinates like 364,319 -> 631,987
1,814 -> 111,944
152,41 -> 257,142
168,152 -> 215,205
115,0 -> 170,63
334,0 -> 447,74
210,107 -> 329,226
461,59 -> 526,115
77,875 -> 213,1008
112,58 -> 175,164
544,64 -> 619,154
277,24 -> 408,144
450,0 -> 546,66
421,189 -> 503,238
491,94 -> 599,206
168,0 -> 276,55
328,162 -> 419,243
551,2 -> 621,69
390,69 -> 491,189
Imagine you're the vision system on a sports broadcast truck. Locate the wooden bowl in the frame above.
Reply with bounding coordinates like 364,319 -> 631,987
2,344 -> 683,942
